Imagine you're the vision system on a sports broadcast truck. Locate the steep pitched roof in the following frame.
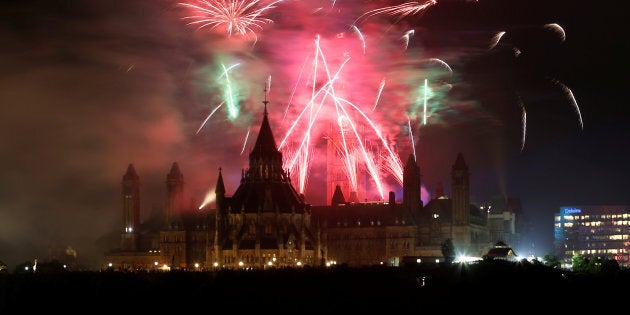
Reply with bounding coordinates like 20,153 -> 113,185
404,153 -> 419,172
250,106 -> 280,159
215,168 -> 225,195
123,164 -> 139,181
167,162 -> 183,181
331,185 -> 346,205
453,152 -> 468,170
225,104 -> 307,214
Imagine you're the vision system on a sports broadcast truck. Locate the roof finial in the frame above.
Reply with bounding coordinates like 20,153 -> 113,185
263,77 -> 270,114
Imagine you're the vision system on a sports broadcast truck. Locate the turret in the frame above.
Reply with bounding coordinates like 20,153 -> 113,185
403,153 -> 421,211
452,153 -> 470,225
122,164 -> 140,234
121,164 -> 140,250
166,162 -> 184,228
331,185 -> 346,206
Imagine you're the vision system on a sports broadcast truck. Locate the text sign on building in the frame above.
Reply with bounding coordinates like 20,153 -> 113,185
562,207 -> 582,214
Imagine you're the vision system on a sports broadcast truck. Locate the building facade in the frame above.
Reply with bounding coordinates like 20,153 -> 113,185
104,100 -> 506,270
554,205 -> 630,268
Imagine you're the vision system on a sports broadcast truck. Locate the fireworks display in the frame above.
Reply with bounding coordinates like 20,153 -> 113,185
176,0 -> 582,204
3,0 -> 623,268
178,0 -> 284,42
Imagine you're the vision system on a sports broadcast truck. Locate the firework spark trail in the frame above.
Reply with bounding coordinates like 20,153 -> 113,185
196,102 -> 225,134
218,63 -> 240,120
355,0 -> 438,24
176,1 -> 582,203
316,41 -> 404,188
313,44 -> 405,192
279,39 -> 353,189
336,115 -> 359,192
379,148 -> 405,187
544,23 -> 566,42
489,31 -> 506,50
283,55 -> 310,121
517,96 -> 527,152
335,97 -> 404,187
350,25 -> 367,55
281,82 -> 339,192
175,2 -> 466,201
402,29 -> 414,50
278,37 -> 405,198
425,58 -> 453,75
334,97 -> 386,197
423,78 -> 428,125
372,78 -> 386,111
552,78 -> 583,130
408,116 -> 417,162
266,75 -> 272,93
280,78 -> 347,184
240,127 -> 251,155
178,0 -> 283,41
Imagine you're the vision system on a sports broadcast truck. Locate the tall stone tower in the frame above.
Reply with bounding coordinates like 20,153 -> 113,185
451,152 -> 471,249
402,153 -> 421,212
451,152 -> 470,225
121,164 -> 140,250
165,162 -> 184,228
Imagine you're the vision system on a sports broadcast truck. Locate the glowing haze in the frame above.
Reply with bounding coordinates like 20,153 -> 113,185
0,0 -> 596,269
178,0 -> 580,205
179,0 -> 465,204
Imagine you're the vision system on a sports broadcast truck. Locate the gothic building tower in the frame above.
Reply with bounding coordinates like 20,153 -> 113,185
121,164 -> 140,251
402,153 -> 421,212
209,96 -> 322,269
452,153 -> 470,225
165,162 -> 184,228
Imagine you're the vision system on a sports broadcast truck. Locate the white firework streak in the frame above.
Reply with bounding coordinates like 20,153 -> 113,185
552,78 -> 583,130
544,23 -> 566,42
489,31 -> 506,50
196,102 -> 224,134
517,96 -> 527,152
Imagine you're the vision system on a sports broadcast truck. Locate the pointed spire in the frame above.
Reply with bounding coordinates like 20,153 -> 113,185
404,153 -> 419,171
263,82 -> 269,114
403,152 -> 421,209
124,163 -> 139,180
453,152 -> 468,170
331,185 -> 346,206
250,91 -> 279,157
168,162 -> 183,180
215,167 -> 225,194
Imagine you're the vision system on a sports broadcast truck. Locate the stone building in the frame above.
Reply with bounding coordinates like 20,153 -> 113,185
104,99 -> 495,270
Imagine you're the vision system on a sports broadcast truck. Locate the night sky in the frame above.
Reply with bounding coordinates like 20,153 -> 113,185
1,0 -> 627,269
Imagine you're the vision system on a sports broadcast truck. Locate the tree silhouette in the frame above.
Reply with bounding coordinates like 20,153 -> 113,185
441,238 -> 455,263
542,253 -> 562,268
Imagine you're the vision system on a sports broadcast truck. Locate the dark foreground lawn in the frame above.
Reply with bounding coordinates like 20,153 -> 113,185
1,260 -> 628,313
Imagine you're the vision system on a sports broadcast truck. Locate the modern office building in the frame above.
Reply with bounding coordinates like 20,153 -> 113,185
554,205 -> 630,268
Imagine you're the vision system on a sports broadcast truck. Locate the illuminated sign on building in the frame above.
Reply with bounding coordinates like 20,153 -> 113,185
562,207 -> 582,214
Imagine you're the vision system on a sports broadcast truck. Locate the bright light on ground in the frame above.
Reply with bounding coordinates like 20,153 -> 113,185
454,255 -> 483,263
